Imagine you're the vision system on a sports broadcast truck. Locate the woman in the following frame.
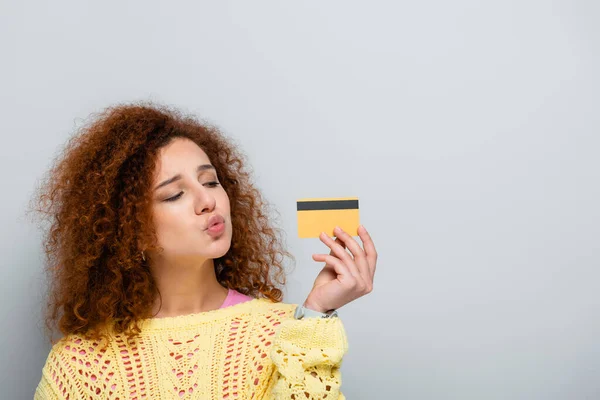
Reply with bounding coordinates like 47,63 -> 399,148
31,102 -> 377,399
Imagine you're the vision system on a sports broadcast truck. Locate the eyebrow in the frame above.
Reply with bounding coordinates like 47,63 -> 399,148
154,164 -> 216,191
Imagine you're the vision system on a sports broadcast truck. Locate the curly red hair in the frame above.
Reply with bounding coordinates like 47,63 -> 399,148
28,101 -> 294,346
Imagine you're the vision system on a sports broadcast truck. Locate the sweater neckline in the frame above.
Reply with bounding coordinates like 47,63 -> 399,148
138,297 -> 270,332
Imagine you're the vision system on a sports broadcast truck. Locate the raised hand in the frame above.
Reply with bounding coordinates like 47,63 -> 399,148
304,225 -> 377,313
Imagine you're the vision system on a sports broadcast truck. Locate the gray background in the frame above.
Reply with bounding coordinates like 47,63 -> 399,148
2,1 -> 599,399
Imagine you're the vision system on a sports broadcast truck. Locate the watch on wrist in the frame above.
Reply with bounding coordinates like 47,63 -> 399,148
294,304 -> 339,319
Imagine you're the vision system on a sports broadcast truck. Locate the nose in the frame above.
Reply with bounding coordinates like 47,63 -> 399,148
193,183 -> 216,215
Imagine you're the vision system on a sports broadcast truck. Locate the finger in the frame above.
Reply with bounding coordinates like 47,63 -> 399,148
312,253 -> 355,284
320,232 -> 354,266
320,231 -> 363,281
333,226 -> 367,262
333,227 -> 370,281
358,225 -> 377,277
329,237 -> 345,256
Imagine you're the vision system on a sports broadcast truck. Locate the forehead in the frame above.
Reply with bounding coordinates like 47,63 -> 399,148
154,138 -> 212,179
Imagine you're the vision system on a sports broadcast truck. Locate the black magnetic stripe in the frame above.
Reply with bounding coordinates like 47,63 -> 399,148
297,200 -> 359,211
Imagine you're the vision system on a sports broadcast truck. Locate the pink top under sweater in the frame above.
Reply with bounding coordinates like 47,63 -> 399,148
219,288 -> 254,309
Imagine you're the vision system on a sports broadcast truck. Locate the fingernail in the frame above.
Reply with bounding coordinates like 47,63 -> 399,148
334,226 -> 342,233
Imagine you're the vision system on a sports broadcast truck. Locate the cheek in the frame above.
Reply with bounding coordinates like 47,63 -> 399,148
154,207 -> 188,234
218,190 -> 231,211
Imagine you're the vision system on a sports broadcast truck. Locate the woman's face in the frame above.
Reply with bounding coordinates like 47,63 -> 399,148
149,137 -> 232,263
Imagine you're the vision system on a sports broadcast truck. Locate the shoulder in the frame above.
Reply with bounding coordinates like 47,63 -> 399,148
38,334 -> 108,398
52,331 -> 113,351
40,332 -> 128,397
246,297 -> 299,325
47,334 -> 93,356
252,297 -> 297,314
44,333 -> 113,369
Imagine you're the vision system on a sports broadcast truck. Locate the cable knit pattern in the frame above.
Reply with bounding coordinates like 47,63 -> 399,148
34,298 -> 348,399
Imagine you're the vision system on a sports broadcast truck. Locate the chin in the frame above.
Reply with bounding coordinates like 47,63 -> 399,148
214,246 -> 231,259
212,237 -> 232,258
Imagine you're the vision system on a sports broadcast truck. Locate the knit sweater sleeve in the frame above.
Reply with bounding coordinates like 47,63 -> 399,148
34,370 -> 60,400
266,316 -> 349,399
34,341 -> 82,399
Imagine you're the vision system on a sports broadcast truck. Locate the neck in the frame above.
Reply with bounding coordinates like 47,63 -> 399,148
149,255 -> 229,318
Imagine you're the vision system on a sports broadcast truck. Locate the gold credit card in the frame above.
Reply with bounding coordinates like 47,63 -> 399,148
297,197 -> 360,238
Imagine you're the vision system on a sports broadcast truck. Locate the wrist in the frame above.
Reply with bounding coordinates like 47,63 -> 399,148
302,300 -> 330,314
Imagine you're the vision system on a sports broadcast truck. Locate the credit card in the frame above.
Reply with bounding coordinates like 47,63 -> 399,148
297,197 -> 360,238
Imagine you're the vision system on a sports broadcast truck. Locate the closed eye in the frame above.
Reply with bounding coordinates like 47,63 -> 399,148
164,182 -> 220,202
164,192 -> 183,202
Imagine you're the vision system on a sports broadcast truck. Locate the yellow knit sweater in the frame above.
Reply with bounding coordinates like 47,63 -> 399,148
34,298 -> 348,399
